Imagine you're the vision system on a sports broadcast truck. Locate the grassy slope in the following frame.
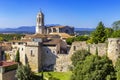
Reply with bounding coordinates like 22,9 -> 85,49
43,72 -> 72,80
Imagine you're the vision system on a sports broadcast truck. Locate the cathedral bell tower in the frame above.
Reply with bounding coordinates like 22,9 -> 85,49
36,11 -> 45,34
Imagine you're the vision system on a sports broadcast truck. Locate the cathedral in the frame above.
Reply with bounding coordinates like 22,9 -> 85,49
5,11 -> 74,72
35,11 -> 74,35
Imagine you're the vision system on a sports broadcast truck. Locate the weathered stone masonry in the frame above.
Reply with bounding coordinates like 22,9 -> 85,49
69,38 -> 120,64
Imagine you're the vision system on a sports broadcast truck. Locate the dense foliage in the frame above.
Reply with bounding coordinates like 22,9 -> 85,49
71,50 -> 90,66
71,50 -> 116,80
115,58 -> 120,80
104,28 -> 113,38
66,35 -> 89,45
112,20 -> 120,30
15,50 -> 20,63
111,30 -> 120,38
87,22 -> 106,44
66,37 -> 74,45
16,64 -> 38,80
0,34 -> 24,41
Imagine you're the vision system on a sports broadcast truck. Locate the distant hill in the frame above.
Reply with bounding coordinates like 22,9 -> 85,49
0,26 -> 95,34
75,28 -> 95,31
0,26 -> 35,34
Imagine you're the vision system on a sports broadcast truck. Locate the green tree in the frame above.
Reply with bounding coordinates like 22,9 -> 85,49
71,55 -> 116,80
71,49 -> 90,66
0,37 -> 3,41
16,64 -> 36,80
15,50 -> 20,63
112,20 -> 120,30
88,22 -> 106,44
66,37 -> 74,45
74,35 -> 89,41
111,30 -> 120,38
104,28 -> 113,38
115,58 -> 120,80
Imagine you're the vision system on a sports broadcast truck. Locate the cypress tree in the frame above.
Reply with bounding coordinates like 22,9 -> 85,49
15,49 -> 20,63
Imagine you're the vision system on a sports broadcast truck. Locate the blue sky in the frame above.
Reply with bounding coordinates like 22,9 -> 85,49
0,0 -> 120,28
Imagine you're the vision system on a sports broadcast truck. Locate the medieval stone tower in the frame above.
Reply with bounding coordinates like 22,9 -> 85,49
108,38 -> 120,63
36,11 -> 45,34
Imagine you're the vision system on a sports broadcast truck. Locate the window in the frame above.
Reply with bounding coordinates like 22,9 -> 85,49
21,48 -> 23,51
13,42 -> 15,45
18,42 -> 21,45
73,46 -> 76,51
31,50 -> 34,56
53,51 -> 55,54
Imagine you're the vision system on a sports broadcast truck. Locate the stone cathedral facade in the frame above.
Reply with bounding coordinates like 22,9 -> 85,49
35,11 -> 74,35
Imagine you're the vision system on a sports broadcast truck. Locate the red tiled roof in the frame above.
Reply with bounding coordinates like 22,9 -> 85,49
0,61 -> 17,67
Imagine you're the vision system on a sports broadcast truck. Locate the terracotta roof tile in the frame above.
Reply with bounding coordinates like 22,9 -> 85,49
0,61 -> 17,67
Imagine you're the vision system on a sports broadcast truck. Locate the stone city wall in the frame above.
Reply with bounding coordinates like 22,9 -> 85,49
55,54 -> 72,72
69,41 -> 107,56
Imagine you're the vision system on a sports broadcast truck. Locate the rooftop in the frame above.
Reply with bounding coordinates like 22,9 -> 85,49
47,26 -> 65,28
0,61 -> 17,67
43,38 -> 61,46
24,33 -> 47,38
49,32 -> 73,39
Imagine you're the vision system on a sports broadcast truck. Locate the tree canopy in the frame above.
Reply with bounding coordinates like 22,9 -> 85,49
71,50 -> 116,80
71,49 -> 90,66
112,20 -> 120,31
66,35 -> 89,45
16,64 -> 36,80
110,30 -> 120,38
0,34 -> 24,41
87,22 -> 106,44
115,58 -> 120,80
15,50 -> 20,63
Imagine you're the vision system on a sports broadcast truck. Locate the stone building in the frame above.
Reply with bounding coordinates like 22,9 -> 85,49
10,33 -> 68,72
4,11 -> 74,72
35,11 -> 74,35
46,26 -> 74,35
11,34 -> 44,72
